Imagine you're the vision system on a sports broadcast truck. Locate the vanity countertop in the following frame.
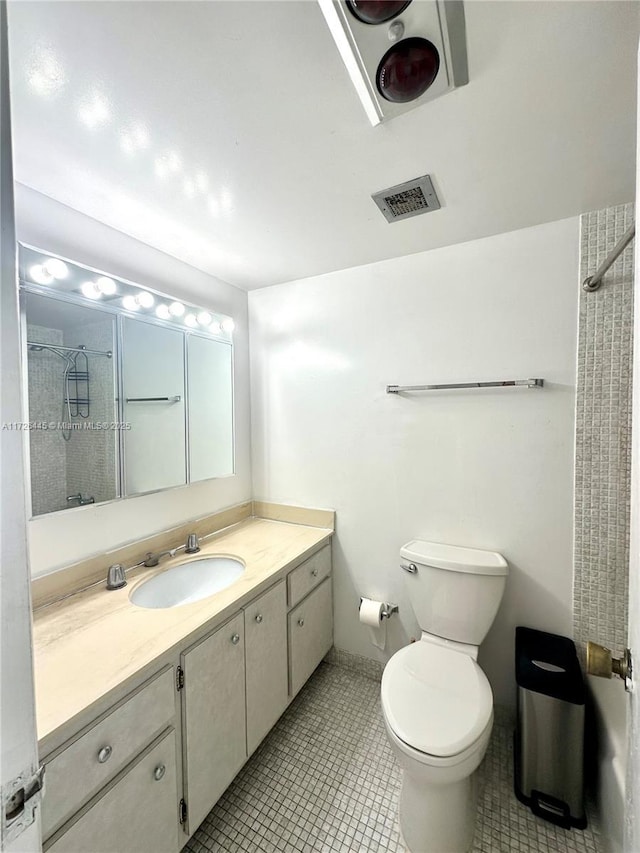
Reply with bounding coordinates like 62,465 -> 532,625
33,517 -> 333,747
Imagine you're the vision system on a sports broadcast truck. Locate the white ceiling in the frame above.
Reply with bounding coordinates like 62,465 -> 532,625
7,1 -> 639,290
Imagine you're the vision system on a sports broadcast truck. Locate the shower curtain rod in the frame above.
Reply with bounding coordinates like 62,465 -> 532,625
27,341 -> 113,358
583,222 -> 635,292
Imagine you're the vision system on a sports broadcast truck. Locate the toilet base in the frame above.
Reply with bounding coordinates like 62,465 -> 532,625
398,770 -> 478,853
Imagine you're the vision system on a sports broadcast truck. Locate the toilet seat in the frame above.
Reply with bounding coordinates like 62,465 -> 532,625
381,641 -> 493,759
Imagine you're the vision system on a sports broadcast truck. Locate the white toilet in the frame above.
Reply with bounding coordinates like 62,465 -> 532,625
381,540 -> 508,853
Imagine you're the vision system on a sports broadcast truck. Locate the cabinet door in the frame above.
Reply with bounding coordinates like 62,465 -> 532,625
244,581 -> 288,755
288,577 -> 333,698
122,317 -> 186,494
46,729 -> 178,853
182,612 -> 246,833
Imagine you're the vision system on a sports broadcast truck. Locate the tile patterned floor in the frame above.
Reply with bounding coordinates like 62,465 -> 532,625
186,663 -> 602,853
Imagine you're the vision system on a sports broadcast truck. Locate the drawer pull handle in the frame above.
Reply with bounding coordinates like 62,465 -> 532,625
311,568 -> 318,577
255,614 -> 263,624
97,746 -> 112,764
231,633 -> 240,644
153,764 -> 166,781
298,618 -> 305,627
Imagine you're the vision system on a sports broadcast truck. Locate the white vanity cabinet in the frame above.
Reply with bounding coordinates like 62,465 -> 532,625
181,611 -> 247,833
288,576 -> 333,698
41,540 -> 333,852
46,729 -> 179,853
244,580 -> 288,755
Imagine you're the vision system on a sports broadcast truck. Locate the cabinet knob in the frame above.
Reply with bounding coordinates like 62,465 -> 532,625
297,618 -> 305,627
231,633 -> 240,644
153,764 -> 166,781
97,745 -> 112,764
255,614 -> 263,624
311,568 -> 318,577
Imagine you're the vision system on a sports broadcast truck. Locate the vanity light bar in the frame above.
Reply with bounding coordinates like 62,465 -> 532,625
19,246 -> 235,338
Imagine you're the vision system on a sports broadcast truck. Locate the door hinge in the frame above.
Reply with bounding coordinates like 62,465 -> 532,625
176,666 -> 184,691
179,798 -> 188,825
2,765 -> 45,845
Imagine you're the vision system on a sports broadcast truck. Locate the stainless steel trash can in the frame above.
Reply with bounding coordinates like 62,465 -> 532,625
514,626 -> 587,829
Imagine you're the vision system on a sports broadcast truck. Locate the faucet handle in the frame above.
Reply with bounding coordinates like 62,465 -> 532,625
185,533 -> 200,554
106,563 -> 127,590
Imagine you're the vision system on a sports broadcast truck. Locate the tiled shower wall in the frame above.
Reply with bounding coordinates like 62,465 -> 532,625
27,324 -> 68,515
574,202 -> 634,657
27,316 -> 117,516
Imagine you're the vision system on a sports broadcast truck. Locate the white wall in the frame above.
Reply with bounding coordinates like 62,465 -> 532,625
16,184 -> 252,576
249,217 -> 579,708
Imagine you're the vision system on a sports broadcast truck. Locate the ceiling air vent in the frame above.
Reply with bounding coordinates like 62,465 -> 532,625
372,175 -> 441,223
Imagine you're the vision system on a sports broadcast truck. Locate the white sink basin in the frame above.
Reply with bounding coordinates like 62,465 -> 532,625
129,557 -> 245,609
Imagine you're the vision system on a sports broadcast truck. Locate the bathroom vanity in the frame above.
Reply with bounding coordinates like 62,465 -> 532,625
33,515 -> 333,851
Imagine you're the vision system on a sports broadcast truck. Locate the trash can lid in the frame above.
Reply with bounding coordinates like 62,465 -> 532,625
515,626 -> 585,705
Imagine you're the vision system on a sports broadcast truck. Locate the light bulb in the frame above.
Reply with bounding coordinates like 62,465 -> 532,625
96,276 -> 116,295
197,311 -> 212,326
155,304 -> 171,320
169,301 -> 185,317
122,294 -> 138,311
81,280 -> 102,299
184,313 -> 197,327
44,258 -> 69,279
221,318 -> 235,333
136,290 -> 154,308
30,264 -> 54,285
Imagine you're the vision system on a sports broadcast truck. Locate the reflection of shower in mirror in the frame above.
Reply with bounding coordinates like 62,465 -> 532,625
27,341 -> 112,441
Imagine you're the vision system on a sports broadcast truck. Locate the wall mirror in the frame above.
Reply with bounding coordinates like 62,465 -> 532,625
19,245 -> 235,517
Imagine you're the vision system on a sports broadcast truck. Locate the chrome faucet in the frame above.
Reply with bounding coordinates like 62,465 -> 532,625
185,533 -> 200,554
143,533 -> 200,567
67,493 -> 95,506
106,533 -> 201,589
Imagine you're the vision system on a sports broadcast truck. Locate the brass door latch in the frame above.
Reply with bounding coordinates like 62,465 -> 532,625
586,641 -> 633,691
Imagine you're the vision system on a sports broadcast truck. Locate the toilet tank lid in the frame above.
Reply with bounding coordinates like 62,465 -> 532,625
400,540 -> 508,576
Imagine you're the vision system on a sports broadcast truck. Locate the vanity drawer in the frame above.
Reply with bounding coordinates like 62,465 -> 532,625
287,545 -> 331,608
42,666 -> 175,839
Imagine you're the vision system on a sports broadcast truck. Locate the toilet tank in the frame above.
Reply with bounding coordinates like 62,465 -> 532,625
400,540 -> 508,646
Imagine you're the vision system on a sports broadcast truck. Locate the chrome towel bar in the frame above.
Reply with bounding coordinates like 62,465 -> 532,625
386,379 -> 544,394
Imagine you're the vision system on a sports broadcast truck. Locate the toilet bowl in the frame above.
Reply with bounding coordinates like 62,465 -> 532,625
382,540 -> 508,853
382,640 -> 494,852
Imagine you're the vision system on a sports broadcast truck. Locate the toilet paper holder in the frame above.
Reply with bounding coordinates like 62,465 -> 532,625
359,598 -> 399,619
